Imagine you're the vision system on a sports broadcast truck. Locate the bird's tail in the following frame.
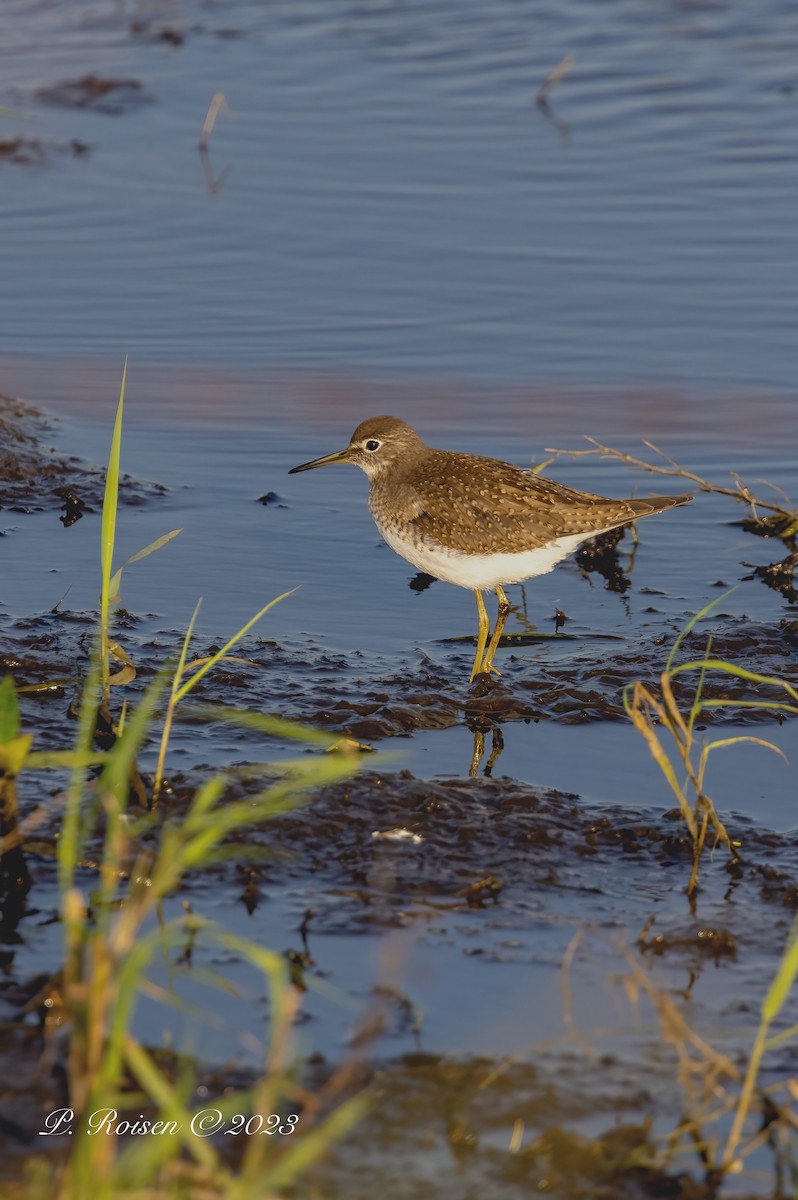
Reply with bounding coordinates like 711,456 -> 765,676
628,492 -> 693,519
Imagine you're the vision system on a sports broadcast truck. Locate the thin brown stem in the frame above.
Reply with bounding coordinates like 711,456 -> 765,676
542,438 -> 795,518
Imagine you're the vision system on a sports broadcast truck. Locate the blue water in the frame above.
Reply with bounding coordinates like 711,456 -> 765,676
1,0 -> 797,390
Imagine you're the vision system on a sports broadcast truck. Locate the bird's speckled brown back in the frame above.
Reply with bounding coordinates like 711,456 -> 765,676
368,445 -> 691,554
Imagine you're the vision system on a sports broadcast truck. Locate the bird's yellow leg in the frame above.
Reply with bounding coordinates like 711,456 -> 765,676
482,585 -> 510,677
470,588 -> 490,682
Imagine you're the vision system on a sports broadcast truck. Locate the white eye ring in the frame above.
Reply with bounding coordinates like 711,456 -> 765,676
364,439 -> 382,452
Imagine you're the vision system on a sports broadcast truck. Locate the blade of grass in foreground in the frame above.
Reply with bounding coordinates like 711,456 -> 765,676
108,528 -> 183,601
723,911 -> 798,1171
32,381 -> 372,1198
100,360 -> 127,706
174,589 -> 299,703
152,590 -> 299,802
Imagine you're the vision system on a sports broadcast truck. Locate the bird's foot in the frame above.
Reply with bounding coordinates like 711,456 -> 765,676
469,664 -> 502,693
475,661 -> 501,679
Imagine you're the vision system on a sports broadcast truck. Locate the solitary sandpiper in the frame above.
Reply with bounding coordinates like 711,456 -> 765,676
289,417 -> 691,681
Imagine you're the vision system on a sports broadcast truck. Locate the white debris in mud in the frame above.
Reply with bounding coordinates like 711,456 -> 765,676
371,828 -> 424,844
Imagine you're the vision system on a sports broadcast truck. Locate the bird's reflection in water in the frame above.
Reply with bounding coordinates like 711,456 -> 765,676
511,527 -> 637,640
467,722 -> 505,779
576,526 -> 635,593
462,529 -> 642,777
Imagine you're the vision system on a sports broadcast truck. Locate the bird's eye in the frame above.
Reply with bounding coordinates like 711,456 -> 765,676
364,439 -> 381,452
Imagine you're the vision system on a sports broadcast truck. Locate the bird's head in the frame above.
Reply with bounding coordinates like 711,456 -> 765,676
288,416 -> 425,480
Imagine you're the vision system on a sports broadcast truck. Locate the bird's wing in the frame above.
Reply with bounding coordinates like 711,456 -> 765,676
399,452 -> 638,554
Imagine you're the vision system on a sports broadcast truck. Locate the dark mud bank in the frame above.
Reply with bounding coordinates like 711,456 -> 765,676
0,394 -> 164,525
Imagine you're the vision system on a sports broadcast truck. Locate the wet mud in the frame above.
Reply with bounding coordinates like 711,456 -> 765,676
0,395 -> 165,520
302,1054 -> 749,1200
0,1038 -> 770,1199
153,614 -> 791,734
0,138 -> 90,167
35,75 -> 151,116
129,21 -> 186,48
221,769 -> 798,930
2,606 -> 795,780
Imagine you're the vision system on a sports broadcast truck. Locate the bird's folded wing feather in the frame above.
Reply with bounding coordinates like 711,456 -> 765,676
397,454 -> 636,554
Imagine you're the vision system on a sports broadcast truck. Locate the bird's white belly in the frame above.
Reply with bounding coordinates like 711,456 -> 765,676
377,525 -> 590,590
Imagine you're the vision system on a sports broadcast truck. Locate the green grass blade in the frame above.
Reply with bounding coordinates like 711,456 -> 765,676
260,1092 -> 371,1194
764,1022 -> 798,1051
100,671 -> 168,807
186,704 -> 340,748
122,528 -> 183,566
762,914 -> 798,1022
108,528 -> 183,599
670,659 -> 798,704
665,589 -> 735,673
0,675 -> 21,742
174,589 -> 298,702
694,698 -> 798,716
59,646 -> 103,892
153,598 -> 203,800
122,1035 -> 220,1172
100,360 -> 127,701
701,735 -> 787,765
173,598 -> 203,690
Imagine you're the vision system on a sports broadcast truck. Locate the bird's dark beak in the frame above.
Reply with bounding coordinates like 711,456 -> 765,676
288,447 -> 352,474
